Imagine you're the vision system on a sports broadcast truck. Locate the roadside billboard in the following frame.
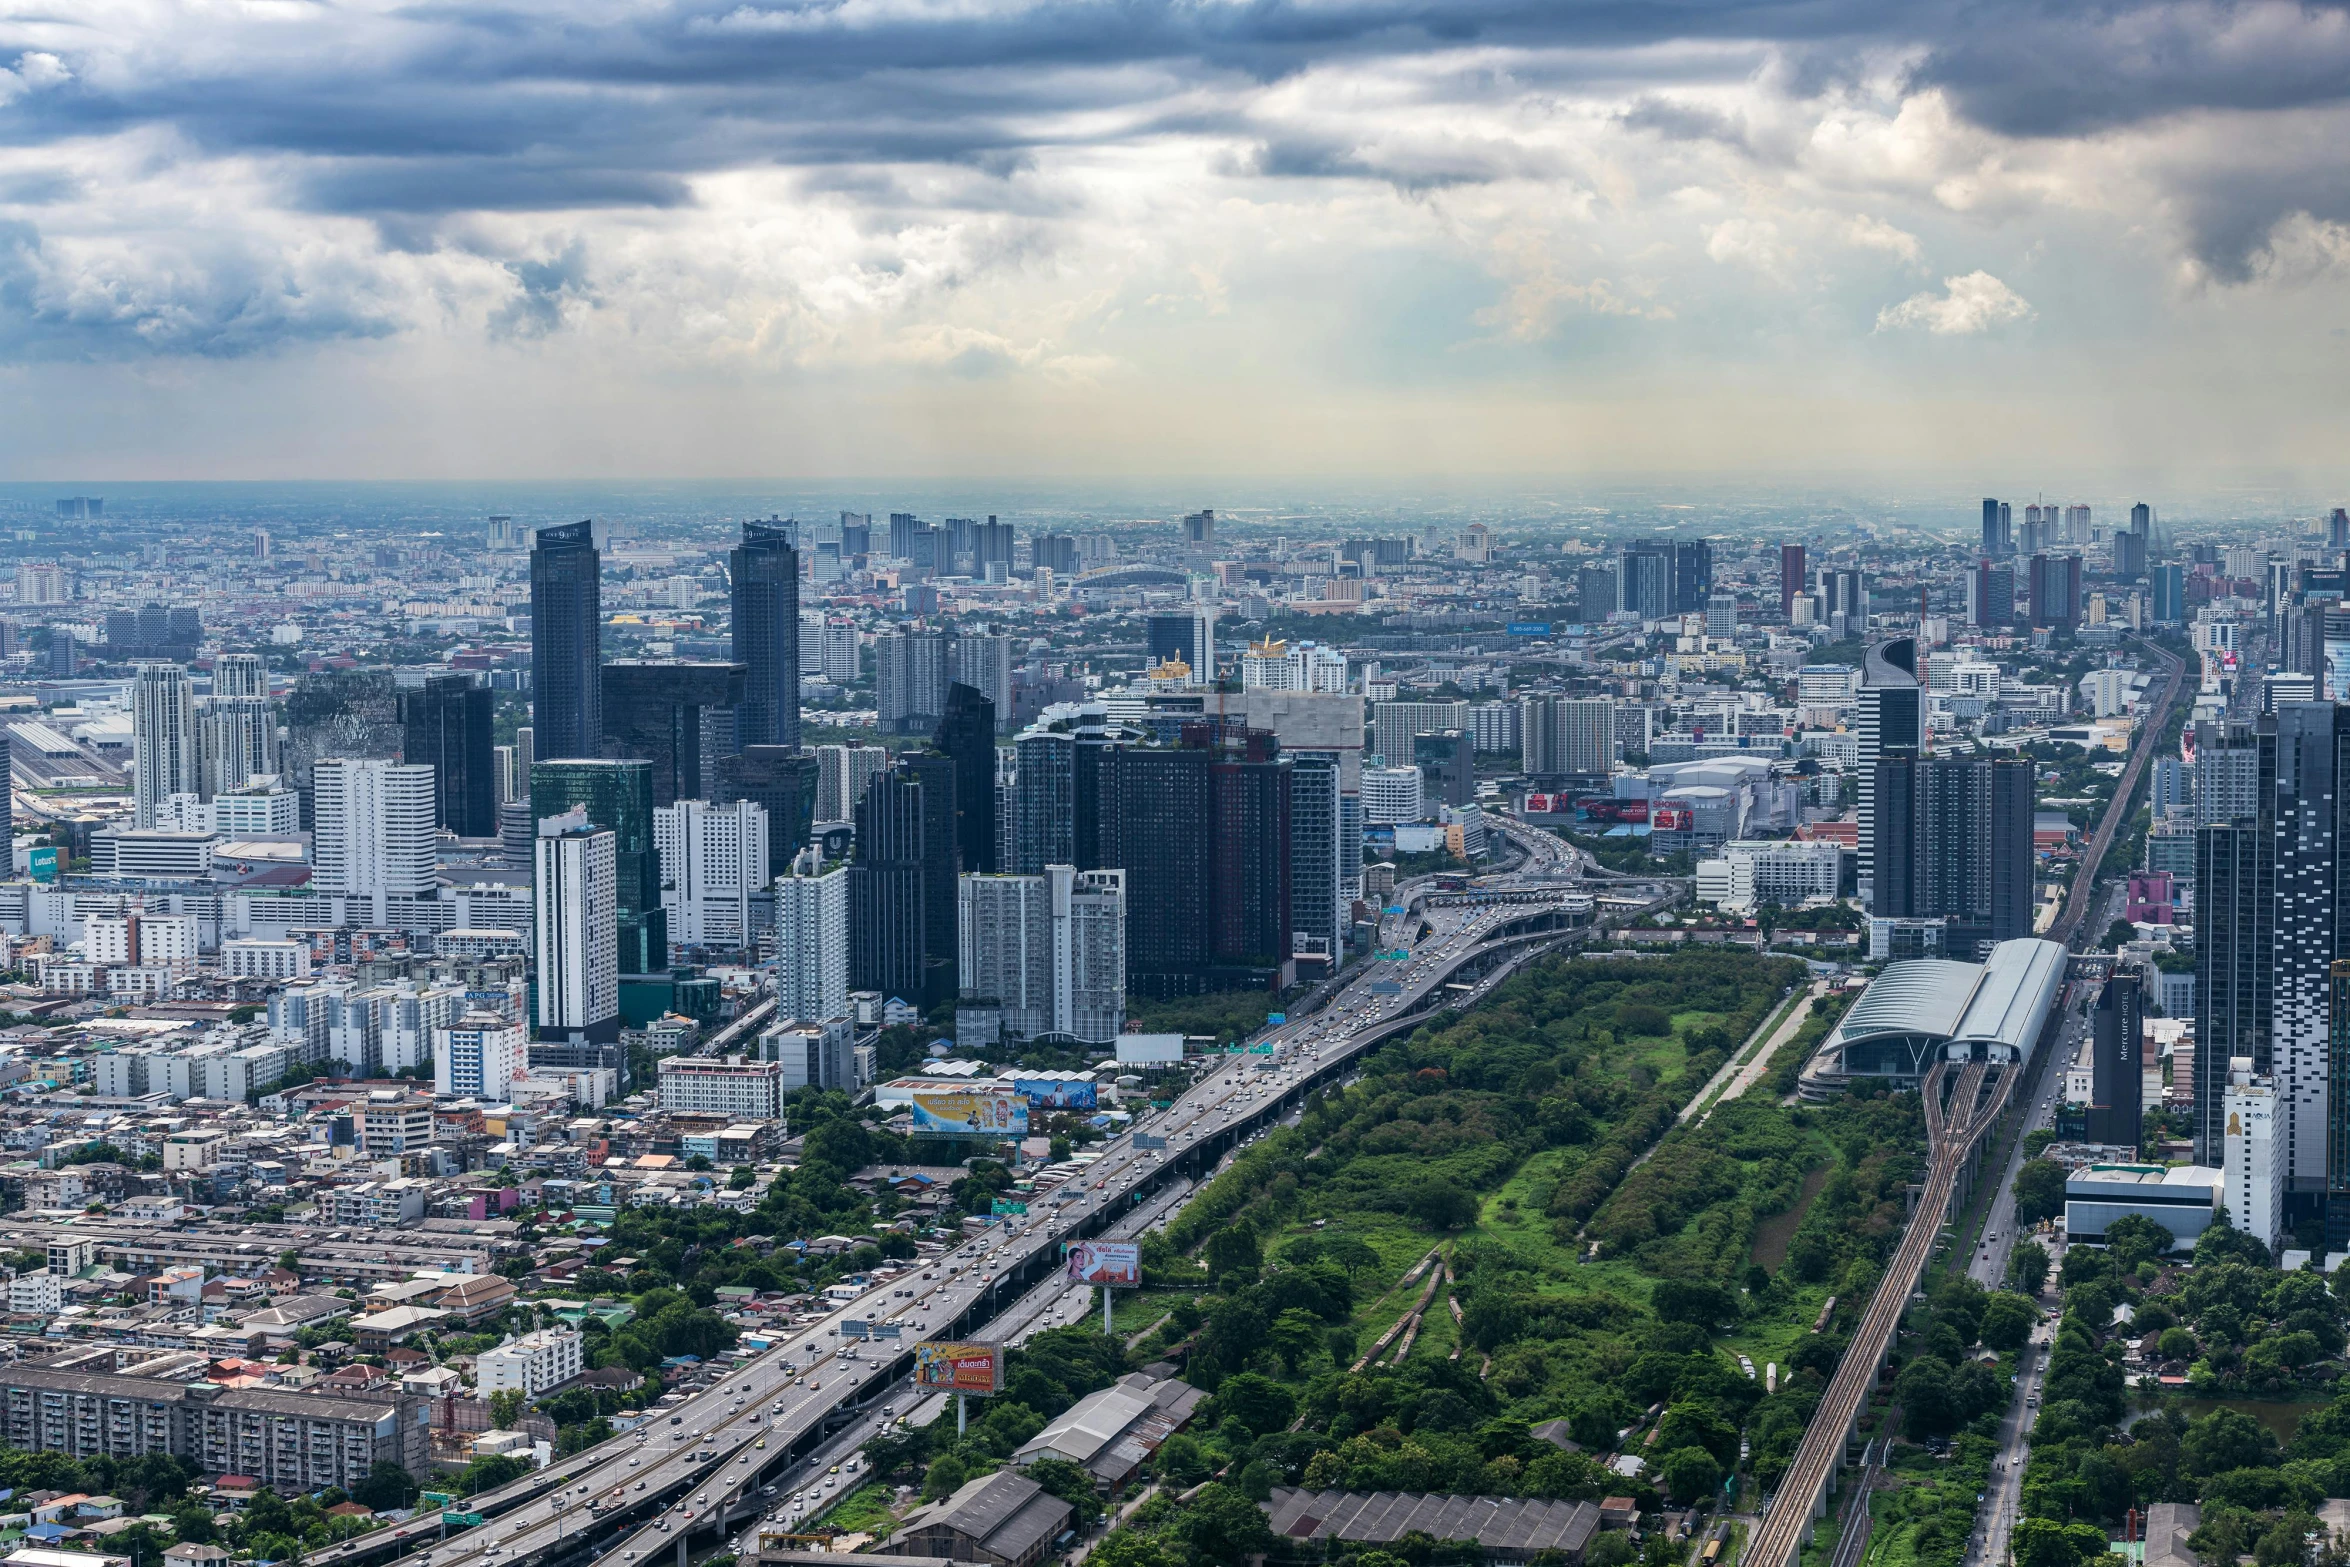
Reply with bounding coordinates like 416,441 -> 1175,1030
912,1340 -> 1003,1395
1009,1078 -> 1098,1112
1065,1241 -> 1142,1287
909,1089 -> 1028,1139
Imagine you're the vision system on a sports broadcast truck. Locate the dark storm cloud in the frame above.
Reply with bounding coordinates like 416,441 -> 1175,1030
0,0 -> 2345,356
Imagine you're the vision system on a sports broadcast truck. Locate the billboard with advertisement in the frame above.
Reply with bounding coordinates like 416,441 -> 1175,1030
909,1089 -> 1028,1139
1507,622 -> 1552,636
1009,1078 -> 1098,1112
912,1340 -> 1003,1395
1065,1241 -> 1142,1287
25,847 -> 56,883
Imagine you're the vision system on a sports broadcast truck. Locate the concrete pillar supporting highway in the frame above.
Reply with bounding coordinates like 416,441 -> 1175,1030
675,1540 -> 686,1567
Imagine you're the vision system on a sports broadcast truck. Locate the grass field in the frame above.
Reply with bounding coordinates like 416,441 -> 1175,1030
806,1481 -> 895,1538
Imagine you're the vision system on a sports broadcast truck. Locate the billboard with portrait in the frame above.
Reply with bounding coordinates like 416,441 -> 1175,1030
912,1340 -> 1003,1395
1065,1241 -> 1142,1288
1011,1078 -> 1098,1111
909,1089 -> 1028,1139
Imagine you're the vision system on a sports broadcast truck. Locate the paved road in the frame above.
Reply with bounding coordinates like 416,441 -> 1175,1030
346,818 -> 1645,1567
1684,979 -> 1826,1124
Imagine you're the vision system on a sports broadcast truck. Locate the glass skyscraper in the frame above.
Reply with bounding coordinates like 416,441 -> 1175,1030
530,520 -> 603,760
730,519 -> 801,751
532,758 -> 665,975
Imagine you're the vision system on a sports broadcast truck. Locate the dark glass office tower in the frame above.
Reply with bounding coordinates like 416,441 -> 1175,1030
901,752 -> 960,1001
400,673 -> 496,836
600,661 -> 747,807
2198,813 -> 2275,1165
530,520 -> 603,760
2089,972 -> 2143,1152
1413,729 -> 1473,808
935,683 -> 998,874
730,520 -> 801,751
532,758 -> 665,975
850,767 -> 930,1003
1670,540 -> 1713,614
2329,960 -> 2350,1248
716,745 -> 820,877
1096,740 -> 1213,996
2270,702 -> 2350,1199
1620,543 -> 1672,620
1210,730 -> 1292,973
1871,752 -> 2032,958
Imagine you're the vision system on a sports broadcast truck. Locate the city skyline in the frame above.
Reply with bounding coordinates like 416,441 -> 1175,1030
5,4 -> 2350,481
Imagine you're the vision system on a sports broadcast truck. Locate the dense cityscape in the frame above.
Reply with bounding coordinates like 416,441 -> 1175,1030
0,475 -> 2335,1567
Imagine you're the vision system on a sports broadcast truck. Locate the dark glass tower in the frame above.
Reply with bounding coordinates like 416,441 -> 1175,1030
2089,972 -> 2143,1153
530,520 -> 603,760
730,520 -> 801,751
2329,960 -> 2350,1248
531,758 -> 665,975
599,661 -> 747,807
2270,702 -> 2350,1199
901,752 -> 960,1001
1096,740 -> 1213,996
1210,730 -> 1292,972
935,683 -> 998,874
716,745 -> 820,877
400,673 -> 496,836
2197,720 -> 2275,1167
850,767 -> 930,1004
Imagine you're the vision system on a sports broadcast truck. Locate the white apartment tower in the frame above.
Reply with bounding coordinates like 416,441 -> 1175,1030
313,760 -> 438,926
775,848 -> 849,1024
654,798 -> 768,953
434,1011 -> 527,1102
534,808 -> 619,1043
957,865 -> 1126,1044
131,663 -> 199,829
2222,1064 -> 2283,1252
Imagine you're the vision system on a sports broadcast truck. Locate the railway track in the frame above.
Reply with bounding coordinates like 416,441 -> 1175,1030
2052,637 -> 2185,949
1745,1060 -> 2012,1567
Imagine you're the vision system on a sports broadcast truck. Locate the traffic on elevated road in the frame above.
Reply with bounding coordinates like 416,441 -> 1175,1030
315,813 -> 1656,1567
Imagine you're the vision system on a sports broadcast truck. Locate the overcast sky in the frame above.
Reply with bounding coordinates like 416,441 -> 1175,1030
3,0 -> 2349,484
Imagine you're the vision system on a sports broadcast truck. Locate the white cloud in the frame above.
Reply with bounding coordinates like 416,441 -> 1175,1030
1843,213 -> 1924,266
1874,270 -> 2034,333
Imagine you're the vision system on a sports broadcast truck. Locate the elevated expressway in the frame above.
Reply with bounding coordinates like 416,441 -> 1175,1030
1744,1060 -> 2016,1567
311,820 -> 1670,1567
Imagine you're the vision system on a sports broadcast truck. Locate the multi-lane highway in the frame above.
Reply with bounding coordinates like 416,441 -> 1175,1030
317,814 -> 1656,1567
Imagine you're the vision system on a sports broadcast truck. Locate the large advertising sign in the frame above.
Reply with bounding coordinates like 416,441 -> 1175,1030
1010,1078 -> 1098,1111
912,1340 -> 1003,1395
1066,1242 -> 1142,1287
909,1089 -> 1028,1139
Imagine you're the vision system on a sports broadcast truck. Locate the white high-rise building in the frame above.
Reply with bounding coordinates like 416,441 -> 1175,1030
2222,1064 -> 2282,1252
1361,765 -> 1425,825
313,760 -> 437,926
956,865 -> 1126,1044
131,663 -> 199,829
816,743 -> 889,823
434,1010 -> 527,1102
1240,638 -> 1347,694
775,849 -> 848,1024
534,808 -> 619,1043
213,653 -> 267,699
654,798 -> 767,954
950,633 -> 1014,717
212,776 -> 299,837
1521,696 -> 1614,776
199,697 -> 279,797
1856,640 -> 1924,909
816,620 -> 861,682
